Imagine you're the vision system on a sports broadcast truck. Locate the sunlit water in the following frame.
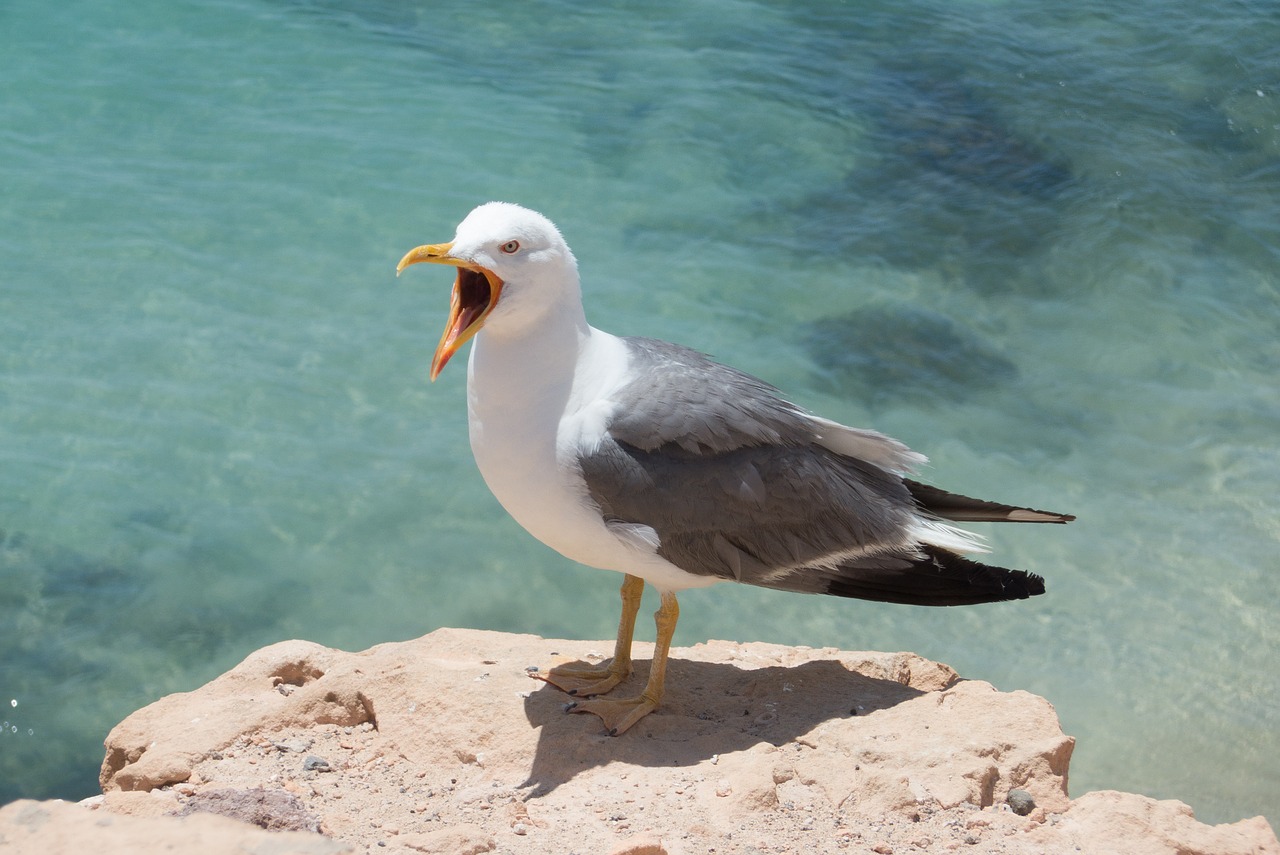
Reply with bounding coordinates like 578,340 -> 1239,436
2,0 -> 1277,826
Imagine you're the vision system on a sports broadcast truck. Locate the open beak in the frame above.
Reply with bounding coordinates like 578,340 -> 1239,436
396,242 -> 504,381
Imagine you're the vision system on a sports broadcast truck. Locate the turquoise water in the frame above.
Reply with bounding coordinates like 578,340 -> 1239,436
2,0 -> 1277,825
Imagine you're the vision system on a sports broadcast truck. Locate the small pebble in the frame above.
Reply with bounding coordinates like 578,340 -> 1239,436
273,737 -> 313,753
1006,788 -> 1036,816
303,755 -> 332,772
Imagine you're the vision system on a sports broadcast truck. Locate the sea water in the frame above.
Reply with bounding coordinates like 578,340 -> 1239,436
1,0 -> 1277,825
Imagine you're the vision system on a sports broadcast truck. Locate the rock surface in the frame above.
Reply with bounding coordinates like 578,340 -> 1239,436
2,628 -> 1276,854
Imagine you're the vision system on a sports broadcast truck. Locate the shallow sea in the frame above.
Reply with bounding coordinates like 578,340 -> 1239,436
1,0 -> 1277,826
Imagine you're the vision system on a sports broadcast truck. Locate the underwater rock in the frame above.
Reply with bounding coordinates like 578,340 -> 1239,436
872,68 -> 1074,201
786,65 -> 1076,291
802,304 -> 1018,406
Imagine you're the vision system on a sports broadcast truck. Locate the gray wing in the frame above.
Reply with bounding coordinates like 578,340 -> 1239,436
604,338 -> 818,454
580,338 -> 1049,605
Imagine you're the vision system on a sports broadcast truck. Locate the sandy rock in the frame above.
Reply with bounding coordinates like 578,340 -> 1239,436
1025,790 -> 1280,855
0,799 -> 350,855
608,834 -> 669,854
99,788 -> 181,817
396,827 -> 496,853
176,786 -> 323,832
100,639 -> 375,792
7,628 -> 1276,854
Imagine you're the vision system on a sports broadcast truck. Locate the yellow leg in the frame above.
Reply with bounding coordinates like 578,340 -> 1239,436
567,590 -> 679,736
533,574 -> 644,697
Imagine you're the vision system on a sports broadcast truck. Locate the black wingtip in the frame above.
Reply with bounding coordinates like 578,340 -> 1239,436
822,547 -> 1046,606
905,480 -> 1074,524
1019,568 -> 1047,598
930,548 -> 1046,603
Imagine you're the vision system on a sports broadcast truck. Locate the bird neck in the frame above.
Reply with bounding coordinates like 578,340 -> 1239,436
467,291 -> 594,416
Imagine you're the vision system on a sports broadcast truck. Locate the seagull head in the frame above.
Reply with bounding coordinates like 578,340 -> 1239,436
397,202 -> 579,380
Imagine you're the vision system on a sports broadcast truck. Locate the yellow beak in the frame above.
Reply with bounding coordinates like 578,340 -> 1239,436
396,242 -> 504,381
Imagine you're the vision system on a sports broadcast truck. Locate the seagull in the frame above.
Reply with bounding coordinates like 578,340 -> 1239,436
396,202 -> 1073,736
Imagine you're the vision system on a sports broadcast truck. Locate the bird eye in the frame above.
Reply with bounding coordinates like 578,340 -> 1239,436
500,240 -> 520,254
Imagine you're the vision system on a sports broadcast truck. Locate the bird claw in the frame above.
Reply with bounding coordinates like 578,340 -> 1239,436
564,694 -> 659,736
530,659 -> 630,698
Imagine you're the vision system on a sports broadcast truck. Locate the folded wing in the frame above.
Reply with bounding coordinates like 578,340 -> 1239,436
578,338 -> 1066,606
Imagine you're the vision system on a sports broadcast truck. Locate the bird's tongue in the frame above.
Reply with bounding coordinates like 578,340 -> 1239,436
450,267 -> 491,334
431,266 -> 501,380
